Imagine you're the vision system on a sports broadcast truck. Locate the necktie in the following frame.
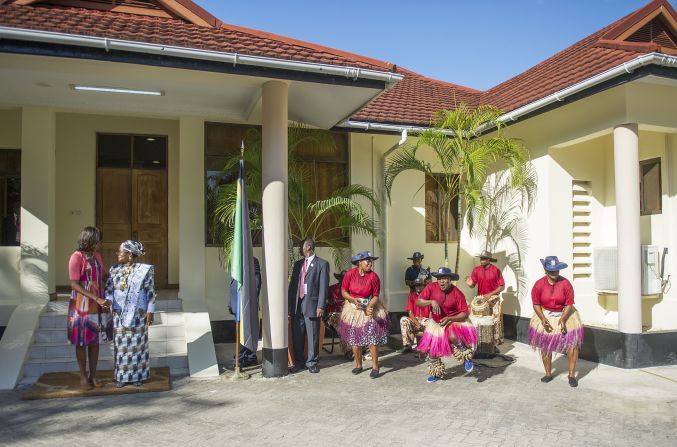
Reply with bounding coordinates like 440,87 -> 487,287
299,258 -> 308,299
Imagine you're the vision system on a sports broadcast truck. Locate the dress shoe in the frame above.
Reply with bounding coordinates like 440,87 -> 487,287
308,365 -> 320,374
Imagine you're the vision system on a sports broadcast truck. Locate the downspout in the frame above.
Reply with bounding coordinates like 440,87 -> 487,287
381,129 -> 408,306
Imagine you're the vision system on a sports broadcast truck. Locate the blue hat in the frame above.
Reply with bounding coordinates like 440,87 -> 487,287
540,256 -> 568,272
351,251 -> 379,265
430,267 -> 460,281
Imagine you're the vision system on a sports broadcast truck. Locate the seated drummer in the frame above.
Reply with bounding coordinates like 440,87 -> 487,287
399,277 -> 429,354
416,267 -> 477,383
465,250 -> 505,345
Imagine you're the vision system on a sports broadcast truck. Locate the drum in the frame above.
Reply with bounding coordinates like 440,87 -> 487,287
470,315 -> 495,358
470,296 -> 491,317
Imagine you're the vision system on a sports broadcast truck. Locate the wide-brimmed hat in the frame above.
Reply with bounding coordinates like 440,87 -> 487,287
540,255 -> 568,272
351,251 -> 379,265
407,251 -> 424,260
413,276 -> 426,286
333,270 -> 347,280
430,267 -> 460,281
477,250 -> 497,263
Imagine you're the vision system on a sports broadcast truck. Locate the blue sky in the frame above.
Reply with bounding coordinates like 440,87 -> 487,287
193,0 -> 659,90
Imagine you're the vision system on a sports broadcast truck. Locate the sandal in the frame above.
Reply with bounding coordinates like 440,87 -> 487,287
351,367 -> 363,375
540,375 -> 553,383
369,369 -> 380,379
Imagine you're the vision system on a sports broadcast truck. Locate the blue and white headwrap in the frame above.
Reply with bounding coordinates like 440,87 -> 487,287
121,240 -> 145,256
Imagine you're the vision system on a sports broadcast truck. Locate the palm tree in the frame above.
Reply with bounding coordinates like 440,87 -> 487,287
384,103 -> 532,271
211,124 -> 381,270
470,167 -> 537,295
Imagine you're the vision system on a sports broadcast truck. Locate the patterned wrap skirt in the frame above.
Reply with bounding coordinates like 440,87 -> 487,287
67,291 -> 112,346
528,309 -> 584,355
113,309 -> 151,383
338,300 -> 390,347
417,319 -> 477,358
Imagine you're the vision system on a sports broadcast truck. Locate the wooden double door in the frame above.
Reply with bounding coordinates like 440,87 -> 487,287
96,134 -> 168,288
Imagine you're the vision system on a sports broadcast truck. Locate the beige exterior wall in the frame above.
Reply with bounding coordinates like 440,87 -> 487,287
3,79 -> 676,334
53,113 -> 180,286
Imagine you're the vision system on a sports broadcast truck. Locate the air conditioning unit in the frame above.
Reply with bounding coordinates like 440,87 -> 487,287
593,246 -> 662,295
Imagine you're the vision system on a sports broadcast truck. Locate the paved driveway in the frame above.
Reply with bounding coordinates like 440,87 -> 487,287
1,341 -> 675,446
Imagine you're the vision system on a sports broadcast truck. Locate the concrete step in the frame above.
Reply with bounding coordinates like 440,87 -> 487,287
44,299 -> 183,315
38,310 -> 184,329
34,321 -> 186,344
23,353 -> 189,379
28,337 -> 187,361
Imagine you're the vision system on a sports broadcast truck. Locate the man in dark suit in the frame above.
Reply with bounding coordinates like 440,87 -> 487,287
288,238 -> 329,373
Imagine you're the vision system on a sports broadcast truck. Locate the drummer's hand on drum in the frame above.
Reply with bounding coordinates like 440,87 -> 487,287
431,301 -> 442,315
439,316 -> 451,327
366,305 -> 374,317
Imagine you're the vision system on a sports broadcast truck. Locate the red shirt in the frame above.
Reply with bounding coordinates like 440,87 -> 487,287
341,267 -> 381,299
417,283 -> 468,323
405,290 -> 430,319
531,276 -> 575,312
326,283 -> 344,313
471,264 -> 505,295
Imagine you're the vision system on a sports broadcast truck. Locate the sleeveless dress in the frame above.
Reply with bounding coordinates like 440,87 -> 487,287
67,251 -> 112,346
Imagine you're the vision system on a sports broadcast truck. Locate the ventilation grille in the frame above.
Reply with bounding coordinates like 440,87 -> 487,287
627,18 -> 677,49
572,180 -> 592,281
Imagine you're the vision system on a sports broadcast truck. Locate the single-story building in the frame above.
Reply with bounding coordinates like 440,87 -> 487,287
0,0 -> 676,389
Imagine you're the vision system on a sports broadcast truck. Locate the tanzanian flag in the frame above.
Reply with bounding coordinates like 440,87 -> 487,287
230,158 -> 259,352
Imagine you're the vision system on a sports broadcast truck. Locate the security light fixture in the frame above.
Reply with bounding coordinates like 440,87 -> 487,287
70,85 -> 164,96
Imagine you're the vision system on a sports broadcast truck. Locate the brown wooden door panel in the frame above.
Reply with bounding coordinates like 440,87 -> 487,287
97,166 -> 168,289
132,169 -> 167,288
97,168 -> 132,275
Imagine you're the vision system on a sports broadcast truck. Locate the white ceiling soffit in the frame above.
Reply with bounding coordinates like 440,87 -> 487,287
0,53 -> 382,127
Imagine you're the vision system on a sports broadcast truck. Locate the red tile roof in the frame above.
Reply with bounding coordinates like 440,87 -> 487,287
357,0 -> 677,127
0,0 -> 676,128
0,3 -> 397,72
352,70 -> 481,126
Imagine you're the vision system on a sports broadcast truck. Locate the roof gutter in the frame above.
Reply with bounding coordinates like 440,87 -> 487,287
340,52 -> 677,134
0,26 -> 404,85
498,52 -> 677,123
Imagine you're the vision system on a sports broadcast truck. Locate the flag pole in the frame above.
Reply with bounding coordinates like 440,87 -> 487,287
229,322 -> 248,380
229,139 -> 250,381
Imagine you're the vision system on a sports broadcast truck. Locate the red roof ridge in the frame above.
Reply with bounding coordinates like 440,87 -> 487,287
602,0 -> 677,40
394,68 -> 482,93
216,21 -> 397,72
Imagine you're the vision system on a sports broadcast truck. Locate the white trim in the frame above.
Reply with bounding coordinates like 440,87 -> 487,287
0,26 -> 404,85
340,53 -> 677,133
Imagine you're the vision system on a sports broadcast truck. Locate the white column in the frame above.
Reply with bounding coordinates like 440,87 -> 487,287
261,80 -> 289,378
178,116 -> 219,377
0,107 -> 55,390
20,106 -> 56,301
614,123 -> 642,334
